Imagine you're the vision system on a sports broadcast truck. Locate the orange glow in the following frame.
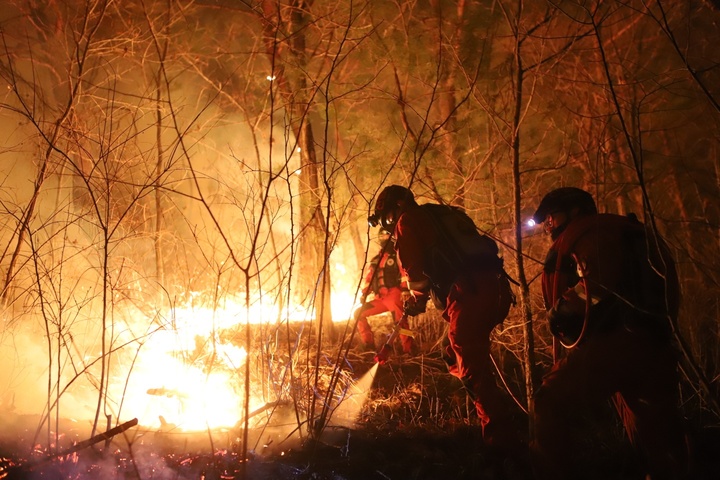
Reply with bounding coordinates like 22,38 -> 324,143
112,304 -> 252,431
108,292 -> 357,432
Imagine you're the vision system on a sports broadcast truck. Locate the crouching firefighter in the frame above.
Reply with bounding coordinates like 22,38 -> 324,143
369,185 -> 522,452
530,187 -> 692,480
353,229 -> 413,353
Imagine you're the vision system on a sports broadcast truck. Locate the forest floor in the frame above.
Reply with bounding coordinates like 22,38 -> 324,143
2,347 -> 720,479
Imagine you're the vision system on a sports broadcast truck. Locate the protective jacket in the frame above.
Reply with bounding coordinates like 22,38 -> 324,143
532,212 -> 689,480
363,248 -> 402,297
394,203 -> 506,308
393,203 -> 520,450
354,244 -> 411,352
542,213 -> 679,346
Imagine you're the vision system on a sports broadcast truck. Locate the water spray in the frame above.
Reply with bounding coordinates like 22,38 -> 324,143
325,363 -> 380,430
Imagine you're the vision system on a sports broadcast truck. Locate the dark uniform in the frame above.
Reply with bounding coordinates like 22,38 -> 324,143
531,189 -> 690,480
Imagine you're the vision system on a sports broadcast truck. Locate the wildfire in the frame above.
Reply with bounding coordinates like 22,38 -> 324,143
111,291 -> 358,432
1,275 -> 362,438
115,326 -> 248,432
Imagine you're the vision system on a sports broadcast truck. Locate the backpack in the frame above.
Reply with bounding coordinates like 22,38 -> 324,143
621,214 -> 679,322
420,204 -> 506,307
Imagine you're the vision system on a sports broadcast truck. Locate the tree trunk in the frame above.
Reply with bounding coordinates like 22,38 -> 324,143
507,0 -> 537,436
259,0 -> 335,341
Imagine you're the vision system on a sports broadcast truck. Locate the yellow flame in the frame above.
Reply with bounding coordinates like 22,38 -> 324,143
114,327 -> 249,431
111,291 -> 357,432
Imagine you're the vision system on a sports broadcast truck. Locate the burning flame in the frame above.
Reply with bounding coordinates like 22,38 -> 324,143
112,291 -> 358,432
116,333 -> 247,431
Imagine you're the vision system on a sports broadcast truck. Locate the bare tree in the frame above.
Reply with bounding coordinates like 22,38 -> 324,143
0,3 -> 718,475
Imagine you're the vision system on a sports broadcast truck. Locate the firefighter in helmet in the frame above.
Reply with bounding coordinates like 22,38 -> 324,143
353,229 -> 413,353
370,185 -> 522,452
530,187 -> 691,480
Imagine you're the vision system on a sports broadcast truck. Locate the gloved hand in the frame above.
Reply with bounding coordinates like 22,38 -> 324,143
374,344 -> 392,365
548,298 -> 584,343
403,294 -> 428,316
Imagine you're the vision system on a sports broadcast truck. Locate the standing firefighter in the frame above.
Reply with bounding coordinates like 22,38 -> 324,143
530,187 -> 691,480
369,185 -> 521,451
353,230 -> 413,353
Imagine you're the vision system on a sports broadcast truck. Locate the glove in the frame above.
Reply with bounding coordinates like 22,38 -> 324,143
403,295 -> 428,316
548,298 -> 584,344
374,344 -> 392,365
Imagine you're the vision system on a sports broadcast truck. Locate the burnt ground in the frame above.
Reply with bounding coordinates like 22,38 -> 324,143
1,349 -> 720,480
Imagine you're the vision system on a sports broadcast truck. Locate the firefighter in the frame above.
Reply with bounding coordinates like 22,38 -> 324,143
353,230 -> 413,353
530,187 -> 691,480
369,185 -> 522,452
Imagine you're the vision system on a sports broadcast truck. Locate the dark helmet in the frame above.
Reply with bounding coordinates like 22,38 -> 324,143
532,187 -> 597,223
368,185 -> 415,231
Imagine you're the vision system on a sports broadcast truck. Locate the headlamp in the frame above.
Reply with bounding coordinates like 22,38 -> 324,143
368,213 -> 380,227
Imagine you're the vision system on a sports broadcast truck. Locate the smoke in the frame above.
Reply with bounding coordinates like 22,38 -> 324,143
0,321 -> 98,419
1,328 -> 46,416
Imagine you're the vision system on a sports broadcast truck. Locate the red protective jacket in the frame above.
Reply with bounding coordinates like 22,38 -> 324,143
393,205 -> 438,296
533,213 -> 689,479
542,213 -> 679,345
361,248 -> 404,298
392,203 -> 520,450
394,203 -> 503,304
